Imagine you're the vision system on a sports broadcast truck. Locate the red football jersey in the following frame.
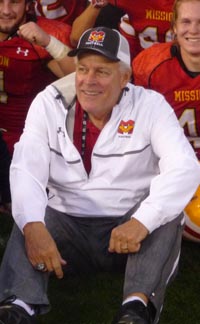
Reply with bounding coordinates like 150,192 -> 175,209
0,17 -> 72,155
109,0 -> 174,59
35,0 -> 88,24
133,42 -> 200,160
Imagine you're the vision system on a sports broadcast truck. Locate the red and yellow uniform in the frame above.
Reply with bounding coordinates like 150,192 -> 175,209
133,41 -> 200,160
0,16 -> 71,155
133,41 -> 200,242
109,0 -> 174,59
35,0 -> 88,24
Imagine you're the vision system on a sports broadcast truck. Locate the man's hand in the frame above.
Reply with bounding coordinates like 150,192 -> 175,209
108,218 -> 149,254
23,222 -> 66,279
18,22 -> 50,47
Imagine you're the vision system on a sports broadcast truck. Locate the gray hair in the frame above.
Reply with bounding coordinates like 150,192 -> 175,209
74,54 -> 132,77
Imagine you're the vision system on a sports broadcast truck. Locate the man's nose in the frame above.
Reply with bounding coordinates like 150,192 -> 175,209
190,22 -> 200,34
1,2 -> 12,15
85,70 -> 97,83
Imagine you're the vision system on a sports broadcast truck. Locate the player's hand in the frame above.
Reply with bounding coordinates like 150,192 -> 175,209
23,222 -> 66,279
108,218 -> 149,254
91,0 -> 109,8
18,22 -> 51,47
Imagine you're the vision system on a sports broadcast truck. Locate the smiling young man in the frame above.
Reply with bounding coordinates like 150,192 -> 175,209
0,0 -> 27,36
132,0 -> 200,235
0,0 -> 75,213
133,0 -> 200,161
0,0 -> 74,157
0,26 -> 199,324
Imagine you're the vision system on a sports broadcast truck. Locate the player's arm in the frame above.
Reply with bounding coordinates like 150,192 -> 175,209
70,0 -> 109,47
18,22 -> 75,77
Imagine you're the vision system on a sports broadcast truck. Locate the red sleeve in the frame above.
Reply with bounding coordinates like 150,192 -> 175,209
35,0 -> 87,24
132,42 -> 173,87
33,16 -> 72,59
108,0 -> 174,58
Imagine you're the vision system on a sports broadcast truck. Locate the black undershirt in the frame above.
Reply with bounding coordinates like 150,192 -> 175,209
171,43 -> 200,78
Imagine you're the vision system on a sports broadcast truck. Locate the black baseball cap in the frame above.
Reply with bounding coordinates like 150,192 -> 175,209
68,26 -> 131,66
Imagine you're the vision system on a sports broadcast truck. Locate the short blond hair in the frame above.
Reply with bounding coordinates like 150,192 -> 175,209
172,0 -> 200,27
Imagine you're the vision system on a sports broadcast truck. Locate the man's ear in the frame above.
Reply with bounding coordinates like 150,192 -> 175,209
173,24 -> 177,36
121,69 -> 132,88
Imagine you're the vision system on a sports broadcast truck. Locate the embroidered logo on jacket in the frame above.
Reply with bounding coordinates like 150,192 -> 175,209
57,127 -> 65,137
118,120 -> 134,134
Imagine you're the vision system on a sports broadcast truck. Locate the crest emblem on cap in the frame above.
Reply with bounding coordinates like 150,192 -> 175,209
88,31 -> 105,43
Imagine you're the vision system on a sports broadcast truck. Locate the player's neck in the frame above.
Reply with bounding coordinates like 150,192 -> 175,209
0,32 -> 10,41
0,28 -> 19,41
180,48 -> 200,72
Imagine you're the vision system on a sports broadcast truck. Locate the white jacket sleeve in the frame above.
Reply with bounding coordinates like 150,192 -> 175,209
10,91 -> 51,232
132,96 -> 200,233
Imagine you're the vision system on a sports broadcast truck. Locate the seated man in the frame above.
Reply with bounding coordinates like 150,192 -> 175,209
0,27 -> 199,324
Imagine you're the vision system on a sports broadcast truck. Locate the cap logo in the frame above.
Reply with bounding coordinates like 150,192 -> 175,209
88,31 -> 105,45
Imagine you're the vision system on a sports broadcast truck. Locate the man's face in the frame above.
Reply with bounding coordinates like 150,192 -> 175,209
75,52 -> 130,121
0,0 -> 28,37
174,0 -> 200,56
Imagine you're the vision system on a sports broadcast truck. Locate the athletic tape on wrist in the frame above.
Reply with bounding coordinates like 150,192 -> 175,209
45,35 -> 71,61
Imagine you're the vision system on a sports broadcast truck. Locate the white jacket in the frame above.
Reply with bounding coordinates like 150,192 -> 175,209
10,73 -> 200,232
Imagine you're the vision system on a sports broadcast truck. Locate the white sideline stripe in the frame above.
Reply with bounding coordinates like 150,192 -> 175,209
166,251 -> 181,285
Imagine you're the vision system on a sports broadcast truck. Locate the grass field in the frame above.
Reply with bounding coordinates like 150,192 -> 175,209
0,212 -> 199,324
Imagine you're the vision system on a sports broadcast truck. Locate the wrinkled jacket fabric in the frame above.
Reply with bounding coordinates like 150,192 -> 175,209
10,73 -> 200,233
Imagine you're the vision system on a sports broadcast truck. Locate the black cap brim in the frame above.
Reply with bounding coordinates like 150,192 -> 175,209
68,47 -> 120,62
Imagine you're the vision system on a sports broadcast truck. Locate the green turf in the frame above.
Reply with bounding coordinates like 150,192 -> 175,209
0,212 -> 199,323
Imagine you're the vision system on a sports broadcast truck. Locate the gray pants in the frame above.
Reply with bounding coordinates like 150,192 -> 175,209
0,207 -> 184,323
